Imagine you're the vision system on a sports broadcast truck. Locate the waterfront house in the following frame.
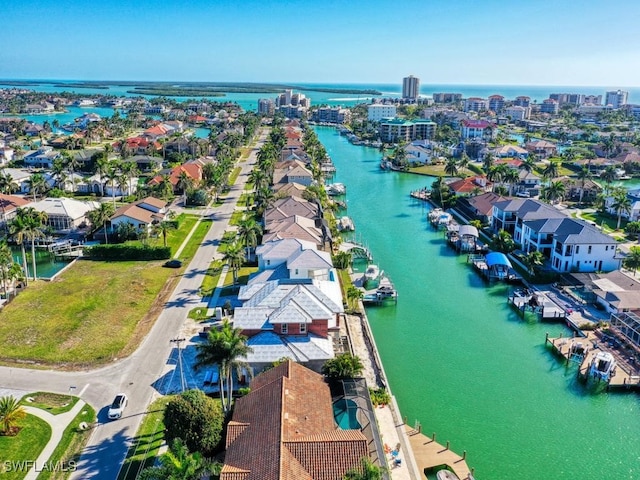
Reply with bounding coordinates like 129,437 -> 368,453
255,238 -> 317,271
272,161 -> 313,187
460,119 -> 496,141
492,198 -> 620,273
0,194 -> 30,230
263,215 -> 326,248
525,140 -> 557,158
458,192 -> 507,225
23,146 -> 60,169
110,197 -> 168,233
447,176 -> 492,197
147,162 -> 202,193
516,170 -> 542,197
568,271 -> 640,316
29,197 -> 100,233
125,155 -> 164,173
406,140 -> 434,164
556,176 -> 601,203
264,196 -> 319,224
493,145 -> 529,159
221,360 -> 368,480
234,278 -> 342,372
273,181 -> 307,197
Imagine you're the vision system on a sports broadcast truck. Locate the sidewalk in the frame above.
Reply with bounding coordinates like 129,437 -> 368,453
24,399 -> 87,480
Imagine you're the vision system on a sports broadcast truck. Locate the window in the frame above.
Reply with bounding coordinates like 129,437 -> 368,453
266,260 -> 270,266
576,246 -> 580,254
281,324 -> 288,334
588,246 -> 592,254
300,323 -> 307,334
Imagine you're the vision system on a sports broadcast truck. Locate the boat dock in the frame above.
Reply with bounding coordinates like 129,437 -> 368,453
405,426 -> 474,480
508,288 -> 566,320
545,332 -> 640,391
410,188 -> 431,202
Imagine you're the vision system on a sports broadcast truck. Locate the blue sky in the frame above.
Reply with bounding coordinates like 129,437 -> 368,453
3,0 -> 640,86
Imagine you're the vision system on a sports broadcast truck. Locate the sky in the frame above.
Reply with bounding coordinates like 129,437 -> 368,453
3,0 -> 640,87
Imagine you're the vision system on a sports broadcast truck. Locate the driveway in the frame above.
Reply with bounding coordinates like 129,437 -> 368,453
0,129 -> 267,480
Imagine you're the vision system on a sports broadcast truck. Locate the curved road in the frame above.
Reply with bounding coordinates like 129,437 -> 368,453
0,129 -> 266,480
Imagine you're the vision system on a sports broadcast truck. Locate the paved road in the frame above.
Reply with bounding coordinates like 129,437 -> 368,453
0,129 -> 266,480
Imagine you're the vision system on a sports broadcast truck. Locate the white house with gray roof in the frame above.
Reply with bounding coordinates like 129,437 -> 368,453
492,198 -> 620,273
30,197 -> 100,232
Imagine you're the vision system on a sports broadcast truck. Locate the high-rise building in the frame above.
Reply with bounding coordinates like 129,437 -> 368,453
402,75 -> 420,100
605,90 -> 629,109
514,96 -> 531,108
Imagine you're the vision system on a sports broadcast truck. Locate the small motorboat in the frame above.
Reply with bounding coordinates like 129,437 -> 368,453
437,469 -> 460,480
589,351 -> 616,381
326,182 -> 346,196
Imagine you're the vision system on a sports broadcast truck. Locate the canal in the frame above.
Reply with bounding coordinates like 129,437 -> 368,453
314,126 -> 640,480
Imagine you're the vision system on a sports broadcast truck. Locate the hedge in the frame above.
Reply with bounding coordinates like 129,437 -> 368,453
85,244 -> 171,261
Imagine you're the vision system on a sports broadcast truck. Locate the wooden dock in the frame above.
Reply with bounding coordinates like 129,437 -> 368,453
405,426 -> 474,479
508,288 -> 566,321
410,189 -> 431,202
545,332 -> 640,391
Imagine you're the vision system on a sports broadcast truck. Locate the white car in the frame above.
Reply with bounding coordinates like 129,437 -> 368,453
107,393 -> 128,420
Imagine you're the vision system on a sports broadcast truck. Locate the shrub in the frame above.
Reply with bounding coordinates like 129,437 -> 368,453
163,389 -> 224,457
369,387 -> 391,407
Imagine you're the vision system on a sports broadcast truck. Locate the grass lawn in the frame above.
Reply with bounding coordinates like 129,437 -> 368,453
20,393 -> 79,415
0,260 -> 177,368
199,260 -> 224,297
228,167 -> 241,186
578,211 -> 627,236
124,214 -> 199,256
229,210 -> 249,226
36,404 -> 97,480
187,307 -> 209,321
408,164 -> 476,178
177,219 -> 212,260
0,414 -> 51,480
218,231 -> 237,254
117,396 -> 172,480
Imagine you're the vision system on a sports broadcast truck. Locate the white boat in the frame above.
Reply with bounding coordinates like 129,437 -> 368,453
326,182 -> 346,196
338,216 -> 355,231
363,264 -> 381,288
589,351 -> 616,381
437,469 -> 460,480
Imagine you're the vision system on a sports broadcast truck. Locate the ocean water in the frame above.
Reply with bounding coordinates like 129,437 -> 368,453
314,125 -> 640,480
2,80 -> 638,113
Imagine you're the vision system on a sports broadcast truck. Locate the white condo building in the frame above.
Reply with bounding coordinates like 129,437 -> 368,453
605,90 -> 628,109
367,104 -> 397,122
402,75 -> 420,100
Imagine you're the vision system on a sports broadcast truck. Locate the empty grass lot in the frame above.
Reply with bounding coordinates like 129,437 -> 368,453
0,260 -> 176,368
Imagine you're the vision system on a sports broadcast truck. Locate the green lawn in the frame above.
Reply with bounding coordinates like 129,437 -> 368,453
20,393 -> 79,415
228,167 -> 242,186
36,404 -> 97,480
0,414 -> 51,480
177,219 -> 212,260
578,211 -> 627,236
0,260 -> 175,367
117,396 -> 172,480
218,231 -> 237,254
199,260 -> 224,297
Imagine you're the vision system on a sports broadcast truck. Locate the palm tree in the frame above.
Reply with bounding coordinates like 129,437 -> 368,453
482,153 -> 494,173
503,168 -> 520,196
87,202 -> 116,244
9,213 -> 30,284
120,161 -> 139,196
600,166 -> 617,193
177,171 -> 193,206
624,246 -> 640,276
22,208 -> 48,281
0,170 -> 17,194
576,166 -> 592,205
444,157 -> 459,177
519,157 -> 536,173
105,166 -> 121,206
63,151 -> 81,194
0,395 -> 26,435
523,250 -> 544,277
322,353 -> 364,379
26,172 -> 48,201
612,191 -> 632,229
489,229 -> 516,253
94,156 -> 110,197
222,241 -> 245,285
152,220 -> 176,248
542,180 -> 566,204
0,240 -> 12,296
194,319 -> 252,413
237,217 -> 262,260
139,438 -> 218,480
542,160 -> 560,184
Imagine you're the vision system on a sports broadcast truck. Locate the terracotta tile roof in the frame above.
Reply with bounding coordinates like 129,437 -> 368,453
148,163 -> 202,187
222,361 -> 367,480
0,194 -> 30,212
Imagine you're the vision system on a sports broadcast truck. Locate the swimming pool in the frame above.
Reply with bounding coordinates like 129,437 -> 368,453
333,398 -> 361,430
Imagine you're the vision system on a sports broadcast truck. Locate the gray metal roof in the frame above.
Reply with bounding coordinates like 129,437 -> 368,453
244,331 -> 333,363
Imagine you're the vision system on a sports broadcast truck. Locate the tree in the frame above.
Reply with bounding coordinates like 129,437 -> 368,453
139,438 -> 219,480
444,157 -> 459,177
26,172 -> 48,201
542,160 -> 560,184
523,250 -> 544,276
322,353 -> 364,379
576,166 -> 592,205
343,457 -> 386,480
222,241 -> 245,285
87,202 -> 116,244
237,217 -> 262,260
9,214 -> 30,284
612,191 -> 632,230
163,389 -> 224,457
0,395 -> 26,435
63,151 -> 81,194
346,285 -> 364,312
624,246 -> 640,276
13,207 -> 47,281
542,180 -> 566,204
600,166 -> 617,193
0,170 -> 17,194
94,156 -> 111,197
194,319 -> 252,413
332,251 -> 352,270
503,168 -> 520,196
489,229 -> 516,254
152,221 -> 176,248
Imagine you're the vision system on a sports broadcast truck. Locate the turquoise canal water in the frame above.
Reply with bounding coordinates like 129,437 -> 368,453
314,126 -> 640,480
11,246 -> 71,279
